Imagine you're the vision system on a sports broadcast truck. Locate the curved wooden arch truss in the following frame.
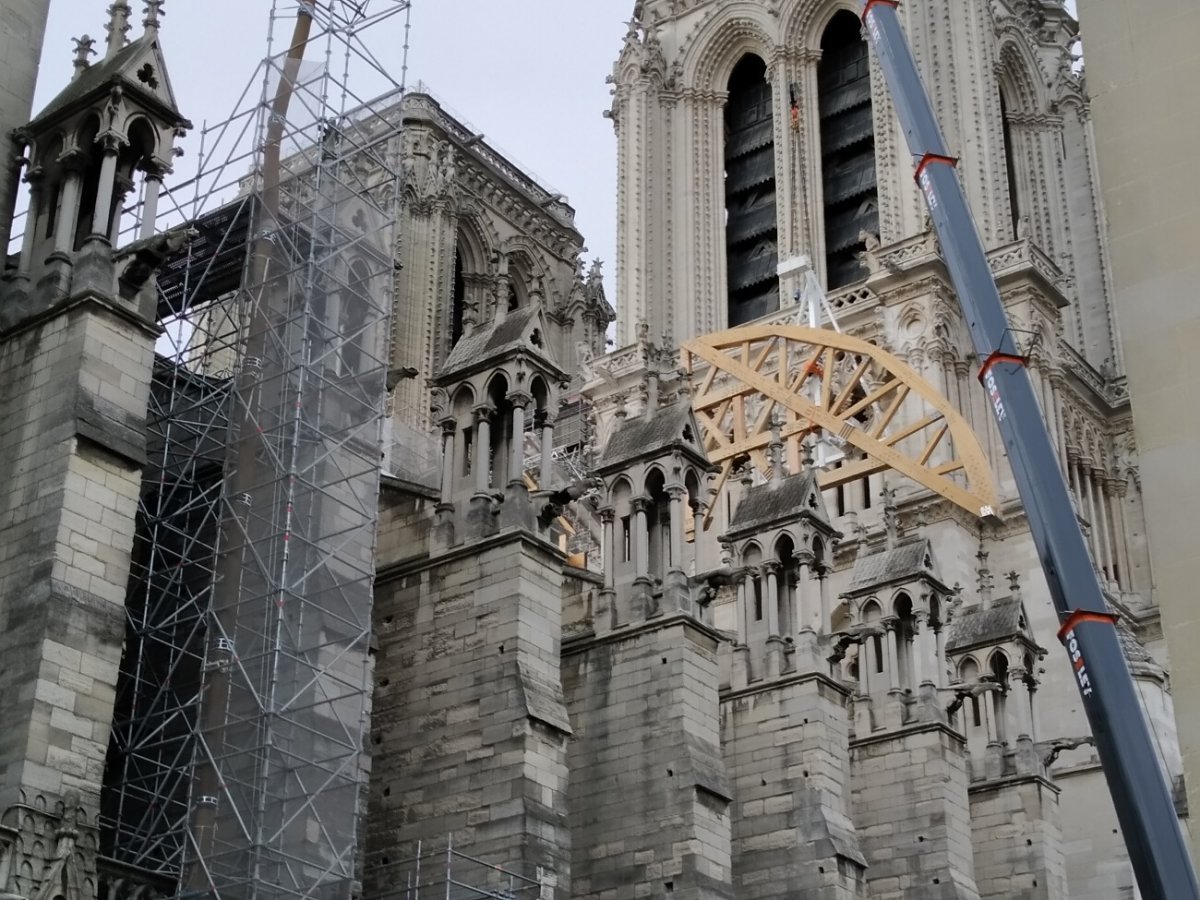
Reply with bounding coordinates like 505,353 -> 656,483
681,325 -> 999,522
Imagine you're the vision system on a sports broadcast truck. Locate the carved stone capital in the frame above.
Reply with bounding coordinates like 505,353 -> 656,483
507,390 -> 533,410
471,403 -> 495,425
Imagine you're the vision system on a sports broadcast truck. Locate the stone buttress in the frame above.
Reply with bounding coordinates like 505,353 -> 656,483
0,6 -> 187,899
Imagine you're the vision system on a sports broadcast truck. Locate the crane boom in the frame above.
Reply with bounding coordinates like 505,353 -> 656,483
859,2 -> 1199,896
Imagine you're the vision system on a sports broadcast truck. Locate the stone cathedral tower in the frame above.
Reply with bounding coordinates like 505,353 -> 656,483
588,1 -> 1184,898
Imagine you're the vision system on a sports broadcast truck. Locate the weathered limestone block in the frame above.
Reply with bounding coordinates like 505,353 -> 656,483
366,533 -> 572,898
563,614 -> 733,900
969,772 -> 1067,900
722,673 -> 867,900
850,724 -> 980,900
0,301 -> 154,819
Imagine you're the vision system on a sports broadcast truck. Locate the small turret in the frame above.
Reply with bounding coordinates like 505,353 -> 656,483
3,1 -> 191,315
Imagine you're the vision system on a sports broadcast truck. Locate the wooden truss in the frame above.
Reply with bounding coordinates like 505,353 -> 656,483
680,324 -> 999,522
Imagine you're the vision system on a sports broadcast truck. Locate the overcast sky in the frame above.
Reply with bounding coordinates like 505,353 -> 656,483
35,0 -> 630,297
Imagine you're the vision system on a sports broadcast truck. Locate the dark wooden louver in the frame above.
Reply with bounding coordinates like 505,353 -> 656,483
724,55 -> 779,327
819,11 -> 879,290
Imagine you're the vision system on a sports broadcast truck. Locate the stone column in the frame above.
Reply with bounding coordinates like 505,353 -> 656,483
983,688 -> 1000,744
1081,462 -> 1101,567
600,508 -> 615,589
912,609 -> 930,687
633,501 -> 652,614
764,561 -> 782,679
883,617 -> 901,693
934,621 -> 947,687
138,166 -> 164,240
539,413 -> 555,489
90,137 -> 121,237
1109,476 -> 1133,592
667,485 -> 685,574
472,404 -> 493,495
1095,469 -> 1117,586
860,632 -> 876,696
438,419 -> 456,503
17,171 -> 43,275
507,391 -> 531,488
817,565 -> 831,633
1028,683 -> 1040,742
110,171 -> 135,242
796,553 -> 813,634
733,569 -> 751,689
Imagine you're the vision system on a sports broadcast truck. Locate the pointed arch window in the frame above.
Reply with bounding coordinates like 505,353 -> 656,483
451,247 -> 466,347
818,11 -> 879,290
999,91 -> 1022,239
724,54 -> 778,327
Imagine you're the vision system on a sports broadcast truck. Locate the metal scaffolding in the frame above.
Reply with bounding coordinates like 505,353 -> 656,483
98,3 -> 411,898
377,837 -> 547,900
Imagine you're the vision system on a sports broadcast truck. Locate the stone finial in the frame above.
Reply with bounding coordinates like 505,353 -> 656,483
1007,571 -> 1021,602
71,35 -> 97,80
976,543 -> 993,608
800,436 -> 815,471
105,2 -> 133,60
143,0 -> 164,37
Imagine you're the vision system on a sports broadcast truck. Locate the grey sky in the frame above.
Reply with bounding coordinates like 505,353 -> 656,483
35,1 -> 629,296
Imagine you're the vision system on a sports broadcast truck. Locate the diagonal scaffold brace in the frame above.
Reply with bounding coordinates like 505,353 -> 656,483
859,1 -> 1200,896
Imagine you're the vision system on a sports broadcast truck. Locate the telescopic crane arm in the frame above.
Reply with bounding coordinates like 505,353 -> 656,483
858,2 -> 1199,896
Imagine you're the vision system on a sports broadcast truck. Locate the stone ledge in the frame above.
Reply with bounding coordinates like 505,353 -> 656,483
849,719 -> 966,751
561,610 -> 724,658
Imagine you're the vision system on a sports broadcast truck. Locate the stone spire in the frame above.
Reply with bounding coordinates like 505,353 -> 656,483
767,412 -> 784,484
880,484 -> 899,550
105,2 -> 133,60
976,541 -> 994,608
143,1 -> 164,40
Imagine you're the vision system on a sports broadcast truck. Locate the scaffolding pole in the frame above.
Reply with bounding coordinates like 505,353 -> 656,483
97,3 -> 412,897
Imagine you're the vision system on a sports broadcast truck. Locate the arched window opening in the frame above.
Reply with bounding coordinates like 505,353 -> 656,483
724,54 -> 778,327
744,545 -> 764,622
999,91 -> 1022,240
684,471 -> 701,544
989,651 -> 1009,742
611,479 -> 634,570
486,375 -> 512,488
646,469 -> 671,579
453,387 -> 475,479
818,11 -> 878,290
959,658 -> 982,728
107,117 -> 156,245
894,593 -> 915,690
39,135 -> 65,241
451,247 -> 466,346
73,119 -> 103,250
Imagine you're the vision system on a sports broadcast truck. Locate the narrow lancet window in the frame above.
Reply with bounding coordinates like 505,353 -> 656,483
451,247 -> 466,347
1000,92 -> 1022,239
818,11 -> 878,290
724,54 -> 778,326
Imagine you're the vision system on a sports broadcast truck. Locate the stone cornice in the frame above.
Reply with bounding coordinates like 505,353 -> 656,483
561,610 -> 726,658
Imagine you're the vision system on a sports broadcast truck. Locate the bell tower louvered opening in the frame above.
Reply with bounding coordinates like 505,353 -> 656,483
818,11 -> 879,290
724,54 -> 779,327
